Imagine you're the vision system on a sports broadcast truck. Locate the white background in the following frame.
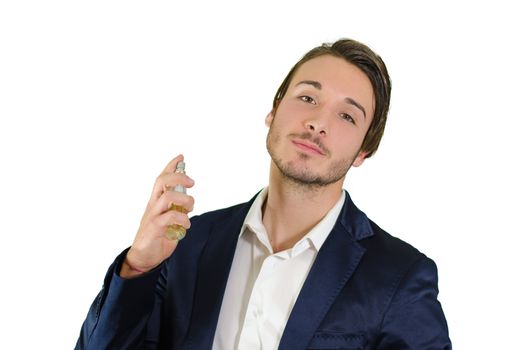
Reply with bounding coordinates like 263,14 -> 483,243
1,1 -> 527,349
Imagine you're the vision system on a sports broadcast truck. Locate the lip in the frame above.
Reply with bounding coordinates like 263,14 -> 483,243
291,139 -> 326,155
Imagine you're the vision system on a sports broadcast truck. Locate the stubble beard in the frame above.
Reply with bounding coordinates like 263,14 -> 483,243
266,128 -> 358,189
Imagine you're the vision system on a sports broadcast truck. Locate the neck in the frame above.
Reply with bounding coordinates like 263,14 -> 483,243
262,164 -> 344,253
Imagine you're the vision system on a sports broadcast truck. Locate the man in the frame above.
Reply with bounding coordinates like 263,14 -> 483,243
76,39 -> 451,349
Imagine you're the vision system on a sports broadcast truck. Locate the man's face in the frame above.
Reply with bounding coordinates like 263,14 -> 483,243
266,54 -> 375,187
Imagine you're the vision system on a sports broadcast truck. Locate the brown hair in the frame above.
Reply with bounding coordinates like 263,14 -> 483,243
273,38 -> 392,158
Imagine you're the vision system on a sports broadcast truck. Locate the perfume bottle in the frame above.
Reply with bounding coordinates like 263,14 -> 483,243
165,161 -> 188,241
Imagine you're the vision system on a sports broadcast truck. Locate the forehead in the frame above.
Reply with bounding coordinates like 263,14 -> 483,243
289,55 -> 375,118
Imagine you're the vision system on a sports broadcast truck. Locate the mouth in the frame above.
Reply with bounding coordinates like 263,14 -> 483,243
291,139 -> 326,156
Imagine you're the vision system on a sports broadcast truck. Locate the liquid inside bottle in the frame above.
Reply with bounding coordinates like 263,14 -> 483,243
166,204 -> 188,240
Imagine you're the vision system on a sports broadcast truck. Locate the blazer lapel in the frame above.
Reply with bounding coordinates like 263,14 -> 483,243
278,193 -> 373,350
182,200 -> 254,349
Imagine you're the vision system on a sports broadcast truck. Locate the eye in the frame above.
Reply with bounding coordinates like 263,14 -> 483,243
340,113 -> 356,125
299,95 -> 316,104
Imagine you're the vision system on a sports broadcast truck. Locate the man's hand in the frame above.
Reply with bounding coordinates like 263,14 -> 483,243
120,155 -> 195,278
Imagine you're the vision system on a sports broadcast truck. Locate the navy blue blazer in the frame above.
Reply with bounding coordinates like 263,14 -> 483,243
76,192 -> 451,349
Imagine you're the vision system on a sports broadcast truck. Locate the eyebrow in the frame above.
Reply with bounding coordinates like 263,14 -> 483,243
295,80 -> 367,119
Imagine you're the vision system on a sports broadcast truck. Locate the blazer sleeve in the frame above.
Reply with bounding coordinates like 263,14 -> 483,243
375,256 -> 452,350
75,249 -> 165,350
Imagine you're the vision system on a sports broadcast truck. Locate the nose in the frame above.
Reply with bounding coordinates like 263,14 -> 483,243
304,115 -> 328,136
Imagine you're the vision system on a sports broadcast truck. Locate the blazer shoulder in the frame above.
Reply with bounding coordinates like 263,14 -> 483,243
360,219 -> 432,274
361,222 -> 451,348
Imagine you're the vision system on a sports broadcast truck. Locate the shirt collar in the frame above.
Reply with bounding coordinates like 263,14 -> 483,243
240,187 -> 346,253
304,190 -> 346,251
240,187 -> 268,239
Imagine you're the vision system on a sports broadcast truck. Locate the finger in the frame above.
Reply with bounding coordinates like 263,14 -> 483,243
149,155 -> 187,202
150,172 -> 195,203
154,210 -> 191,233
150,191 -> 195,217
161,154 -> 184,175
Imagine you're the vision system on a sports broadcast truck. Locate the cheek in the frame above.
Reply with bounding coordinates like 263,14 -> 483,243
332,128 -> 365,154
277,101 -> 308,120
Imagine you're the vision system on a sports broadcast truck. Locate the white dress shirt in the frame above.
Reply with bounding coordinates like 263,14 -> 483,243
212,188 -> 346,350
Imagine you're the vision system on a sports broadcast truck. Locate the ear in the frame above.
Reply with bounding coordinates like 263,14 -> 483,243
352,151 -> 369,167
265,110 -> 275,127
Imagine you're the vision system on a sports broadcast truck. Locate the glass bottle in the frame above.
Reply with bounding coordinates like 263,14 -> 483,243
165,161 -> 187,241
